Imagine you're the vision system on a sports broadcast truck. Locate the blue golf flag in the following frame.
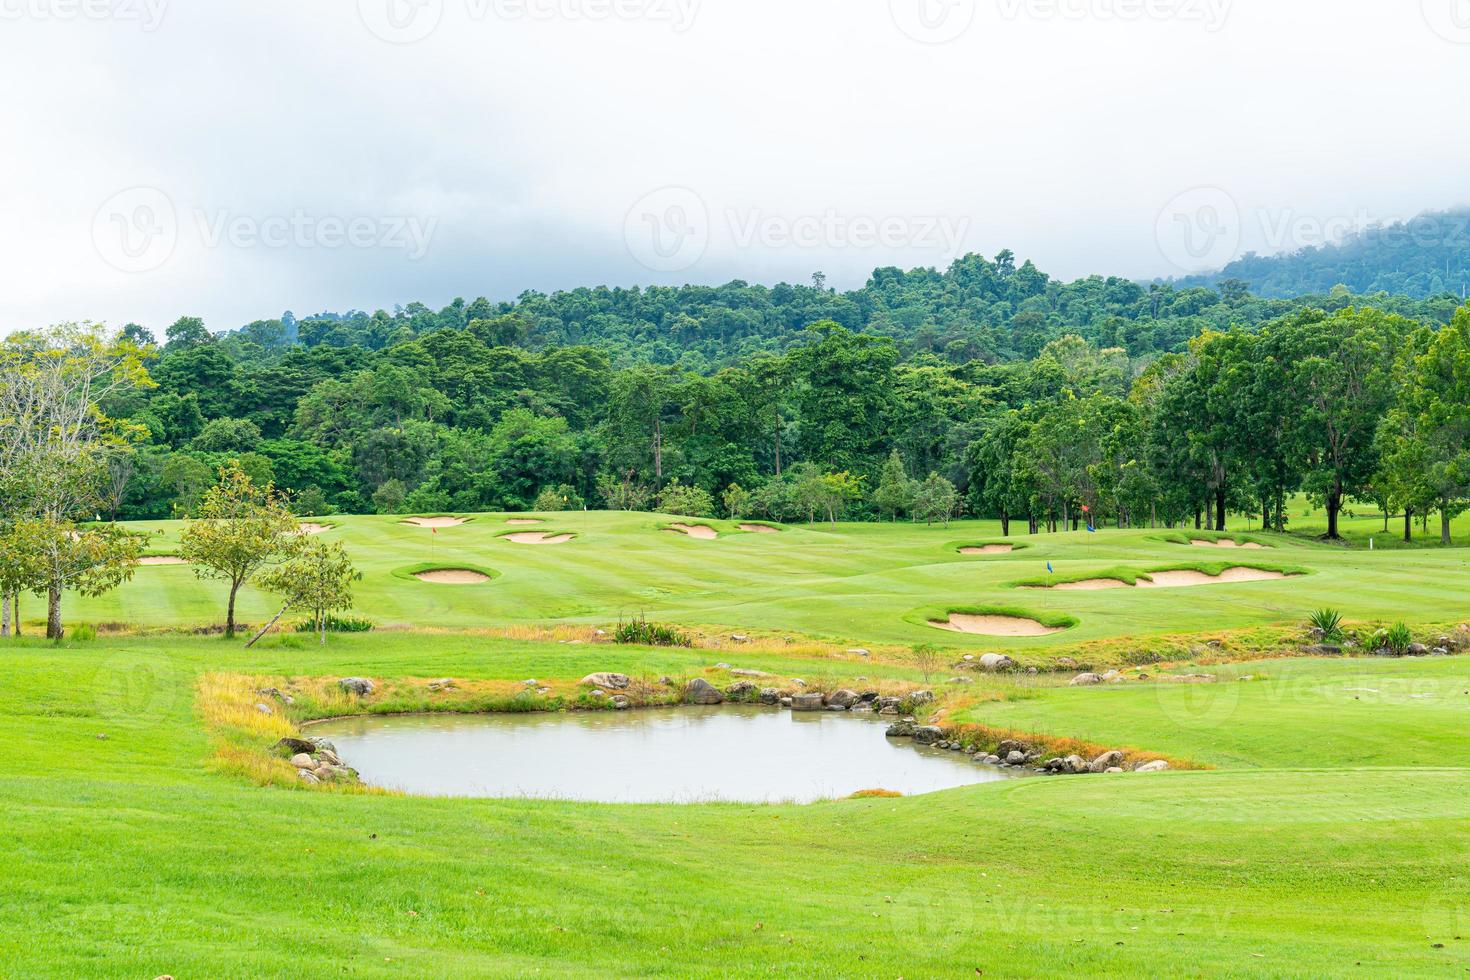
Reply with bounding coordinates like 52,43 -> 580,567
1047,562 -> 1054,574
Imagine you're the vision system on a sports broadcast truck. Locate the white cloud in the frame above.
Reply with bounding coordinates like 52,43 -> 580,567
0,0 -> 1466,332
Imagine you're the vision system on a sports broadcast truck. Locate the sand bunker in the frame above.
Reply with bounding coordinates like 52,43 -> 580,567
504,532 -> 574,545
739,523 -> 778,534
413,569 -> 491,585
1190,539 -> 1266,550
138,556 -> 187,566
960,545 -> 1014,555
295,523 -> 332,536
929,614 -> 1067,637
401,517 -> 469,529
1044,578 -> 1131,591
667,523 -> 719,540
1139,567 -> 1288,588
506,519 -> 545,526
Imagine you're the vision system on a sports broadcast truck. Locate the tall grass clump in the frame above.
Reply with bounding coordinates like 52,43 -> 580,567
615,615 -> 692,648
1309,608 -> 1345,643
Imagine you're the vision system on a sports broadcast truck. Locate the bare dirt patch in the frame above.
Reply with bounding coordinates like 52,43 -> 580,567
960,545 -> 1014,555
504,532 -> 575,545
138,556 -> 188,566
413,569 -> 492,585
667,523 -> 719,540
295,523 -> 332,536
929,614 -> 1067,637
401,517 -> 470,529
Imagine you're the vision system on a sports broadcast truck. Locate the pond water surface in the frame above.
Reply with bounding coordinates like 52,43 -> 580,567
312,705 -> 1014,804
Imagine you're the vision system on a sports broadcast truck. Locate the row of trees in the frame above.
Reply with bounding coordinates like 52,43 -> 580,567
0,325 -> 359,638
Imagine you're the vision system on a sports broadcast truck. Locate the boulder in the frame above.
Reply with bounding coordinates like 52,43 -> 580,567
1101,670 -> 1123,683
848,648 -> 872,657
1105,767 -> 1126,774
581,672 -> 630,690
307,737 -> 336,754
318,748 -> 343,766
779,697 -> 793,708
1004,750 -> 1027,766
825,689 -> 859,709
1056,657 -> 1078,669
908,690 -> 935,706
1088,750 -> 1125,773
730,668 -> 770,678
726,681 -> 759,699
1304,644 -> 1341,656
1041,757 -> 1065,772
759,688 -> 781,705
254,703 -> 273,715
1070,673 -> 1103,687
913,726 -> 944,745
339,677 -> 375,697
290,753 -> 315,769
875,696 -> 903,714
791,693 -> 825,711
1062,754 -> 1088,774
996,740 -> 1027,757
979,653 -> 1017,672
1134,760 -> 1170,773
427,678 -> 457,692
983,755 -> 1001,765
611,695 -> 631,710
684,678 -> 723,705
885,721 -> 917,738
298,770 -> 320,785
730,634 -> 750,643
274,737 -> 317,756
1408,643 -> 1430,657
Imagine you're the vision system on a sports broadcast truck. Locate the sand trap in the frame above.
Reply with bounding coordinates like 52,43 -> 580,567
295,523 -> 332,536
739,523 -> 778,534
506,519 -> 545,526
1139,567 -> 1288,588
138,556 -> 187,566
401,517 -> 469,529
413,569 -> 491,585
1190,539 -> 1266,550
960,545 -> 1014,555
504,532 -> 574,545
1045,578 -> 1131,591
929,614 -> 1067,637
668,523 -> 719,540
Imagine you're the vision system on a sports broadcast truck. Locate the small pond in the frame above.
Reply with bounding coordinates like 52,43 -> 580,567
312,705 -> 1016,804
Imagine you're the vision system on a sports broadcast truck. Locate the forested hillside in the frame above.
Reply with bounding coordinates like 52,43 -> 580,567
87,246 -> 1470,543
1177,208 -> 1470,300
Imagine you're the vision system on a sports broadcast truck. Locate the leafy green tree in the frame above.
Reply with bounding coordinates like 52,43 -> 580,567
912,472 -> 960,527
534,484 -> 583,512
254,540 -> 360,646
161,454 -> 213,516
873,451 -> 917,522
179,462 -> 301,638
371,479 -> 407,515
721,483 -> 752,519
657,480 -> 715,518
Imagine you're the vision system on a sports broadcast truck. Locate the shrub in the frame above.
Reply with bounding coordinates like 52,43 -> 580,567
615,615 -> 692,648
1379,622 -> 1414,657
70,624 -> 98,642
294,615 -> 374,635
1309,608 -> 1346,643
657,480 -> 715,518
534,485 -> 583,512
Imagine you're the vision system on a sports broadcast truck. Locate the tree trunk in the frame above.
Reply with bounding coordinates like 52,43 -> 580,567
46,581 -> 62,640
1442,505 -> 1452,546
1,593 -> 10,638
653,419 -> 663,483
1404,506 -> 1413,544
319,610 -> 326,646
1000,513 -> 1010,536
226,581 -> 240,638
246,602 -> 292,648
1215,487 -> 1227,533
1326,483 -> 1342,539
773,423 -> 781,477
1194,508 -> 1202,530
1028,514 -> 1038,535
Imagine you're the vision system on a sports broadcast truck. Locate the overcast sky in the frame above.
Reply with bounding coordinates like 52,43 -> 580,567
1,0 -> 1467,333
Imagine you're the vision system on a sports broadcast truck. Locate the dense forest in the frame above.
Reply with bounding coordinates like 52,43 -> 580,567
1177,208 -> 1470,301
86,246 -> 1470,544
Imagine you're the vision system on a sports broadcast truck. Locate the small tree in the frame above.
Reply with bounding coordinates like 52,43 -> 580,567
292,486 -> 331,517
371,479 -> 407,515
5,517 -> 143,639
874,451 -> 917,522
722,483 -> 752,519
912,643 -> 942,683
657,479 -> 715,518
253,541 -> 361,646
597,469 -> 652,511
180,462 -> 300,638
534,484 -> 584,512
913,472 -> 960,528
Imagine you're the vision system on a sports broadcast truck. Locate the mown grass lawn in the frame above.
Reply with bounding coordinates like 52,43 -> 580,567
47,509 -> 1470,649
3,629 -> 1470,977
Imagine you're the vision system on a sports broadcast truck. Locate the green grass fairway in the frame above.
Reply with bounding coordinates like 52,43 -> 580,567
7,513 -> 1470,976
3,633 -> 1469,977
50,510 -> 1470,648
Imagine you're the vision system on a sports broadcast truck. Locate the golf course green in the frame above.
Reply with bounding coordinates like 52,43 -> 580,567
4,507 -> 1470,976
